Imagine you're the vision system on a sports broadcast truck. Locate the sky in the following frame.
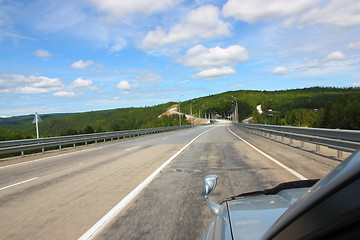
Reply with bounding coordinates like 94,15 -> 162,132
0,0 -> 360,117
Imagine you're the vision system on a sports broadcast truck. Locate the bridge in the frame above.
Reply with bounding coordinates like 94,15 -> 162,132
0,122 -> 357,239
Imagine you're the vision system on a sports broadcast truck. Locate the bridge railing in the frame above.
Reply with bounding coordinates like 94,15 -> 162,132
234,123 -> 360,156
0,125 -> 194,157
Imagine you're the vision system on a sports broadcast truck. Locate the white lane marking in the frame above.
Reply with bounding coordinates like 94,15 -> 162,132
0,126 -> 211,170
227,125 -> 307,180
162,137 -> 169,140
0,146 -> 106,170
0,134 -> 158,170
0,177 -> 39,191
78,127 -> 214,240
125,146 -> 139,151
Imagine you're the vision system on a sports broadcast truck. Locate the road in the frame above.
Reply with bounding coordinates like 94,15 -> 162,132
0,122 -> 343,240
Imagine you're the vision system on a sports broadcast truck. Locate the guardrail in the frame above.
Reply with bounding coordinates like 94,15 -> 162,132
0,125 -> 194,157
234,123 -> 360,157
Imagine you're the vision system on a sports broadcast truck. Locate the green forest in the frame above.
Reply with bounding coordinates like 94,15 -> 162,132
180,87 -> 360,129
0,103 -> 187,140
1,87 -> 360,141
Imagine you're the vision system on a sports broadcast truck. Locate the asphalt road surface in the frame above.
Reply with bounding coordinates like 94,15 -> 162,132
0,122 -> 344,240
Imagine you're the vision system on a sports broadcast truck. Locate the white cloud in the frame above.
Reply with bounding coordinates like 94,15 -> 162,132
0,89 -> 11,94
33,49 -> 52,57
222,0 -> 360,29
91,0 -> 182,20
178,44 -> 249,69
0,74 -> 63,94
193,67 -> 236,79
347,41 -> 360,50
177,44 -> 248,79
272,66 -> 289,75
33,1 -> 87,32
323,50 -> 349,62
0,31 -> 35,41
0,74 -> 31,89
297,60 -> 322,72
222,0 -> 319,23
31,76 -> 63,88
116,80 -> 131,90
174,79 -> 190,86
296,51 -> 356,73
68,77 -> 98,91
281,17 -> 296,29
136,73 -> 163,83
16,86 -> 51,94
352,82 -> 360,87
140,5 -> 231,50
300,0 -> 360,28
71,60 -> 95,69
111,37 -> 127,52
53,91 -> 83,97
26,0 -> 117,52
0,74 -> 101,97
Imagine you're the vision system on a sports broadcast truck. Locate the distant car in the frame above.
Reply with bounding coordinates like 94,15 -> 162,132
201,151 -> 360,240
210,119 -> 216,124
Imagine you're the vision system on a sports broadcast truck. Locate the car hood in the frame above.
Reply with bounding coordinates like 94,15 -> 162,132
227,187 -> 309,240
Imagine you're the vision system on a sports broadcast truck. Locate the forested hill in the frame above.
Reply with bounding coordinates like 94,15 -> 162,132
179,87 -> 360,129
1,87 -> 360,140
0,103 -> 185,140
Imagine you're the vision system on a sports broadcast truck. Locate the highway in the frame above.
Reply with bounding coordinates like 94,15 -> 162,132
0,122 -> 343,240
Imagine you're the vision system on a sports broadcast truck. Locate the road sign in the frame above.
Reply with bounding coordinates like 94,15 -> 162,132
32,113 -> 42,139
32,113 -> 42,123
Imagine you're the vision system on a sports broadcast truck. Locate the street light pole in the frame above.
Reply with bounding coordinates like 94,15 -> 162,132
231,101 -> 236,122
190,101 -> 195,126
179,103 -> 181,126
236,101 -> 239,123
231,96 -> 239,123
178,94 -> 183,126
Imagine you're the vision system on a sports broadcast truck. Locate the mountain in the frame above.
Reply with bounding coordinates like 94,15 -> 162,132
178,87 -> 360,129
0,103 -> 185,139
1,87 -> 360,140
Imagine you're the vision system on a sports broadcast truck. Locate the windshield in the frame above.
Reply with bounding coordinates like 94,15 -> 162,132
0,1 -> 359,240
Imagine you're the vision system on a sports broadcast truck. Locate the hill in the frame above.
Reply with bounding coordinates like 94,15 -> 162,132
0,103 -> 186,140
1,87 -> 359,140
178,87 -> 360,129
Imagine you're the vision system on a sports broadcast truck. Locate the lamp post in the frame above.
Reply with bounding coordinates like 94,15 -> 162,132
231,96 -> 239,123
231,101 -> 235,122
190,101 -> 195,126
178,94 -> 183,126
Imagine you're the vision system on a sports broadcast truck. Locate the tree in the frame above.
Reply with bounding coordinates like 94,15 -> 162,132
83,125 -> 95,134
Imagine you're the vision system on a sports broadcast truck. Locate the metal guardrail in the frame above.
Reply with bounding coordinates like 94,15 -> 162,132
0,125 -> 194,157
234,123 -> 360,156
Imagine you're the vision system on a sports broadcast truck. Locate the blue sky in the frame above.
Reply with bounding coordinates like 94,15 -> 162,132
1,0 -> 360,116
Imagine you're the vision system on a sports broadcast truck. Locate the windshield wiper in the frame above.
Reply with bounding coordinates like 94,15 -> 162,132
222,179 -> 319,203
